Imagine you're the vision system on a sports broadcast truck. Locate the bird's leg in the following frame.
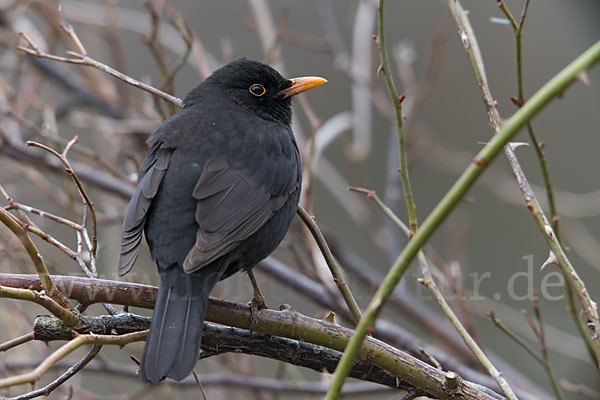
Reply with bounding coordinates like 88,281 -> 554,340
247,270 -> 268,310
247,270 -> 267,335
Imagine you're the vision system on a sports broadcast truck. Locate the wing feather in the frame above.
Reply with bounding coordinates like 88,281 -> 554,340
182,157 -> 296,273
118,147 -> 172,276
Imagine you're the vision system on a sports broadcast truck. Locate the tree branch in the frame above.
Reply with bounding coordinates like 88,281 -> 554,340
32,316 -> 412,392
0,208 -> 72,310
0,273 -> 504,399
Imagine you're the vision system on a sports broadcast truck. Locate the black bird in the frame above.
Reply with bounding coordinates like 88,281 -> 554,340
118,58 -> 326,384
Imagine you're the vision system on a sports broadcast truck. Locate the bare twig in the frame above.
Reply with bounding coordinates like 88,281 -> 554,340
374,0 -> 418,236
0,207 -> 71,308
7,345 -> 102,400
18,32 -> 182,107
162,6 -> 194,93
0,285 -> 78,326
523,297 -> 565,400
0,332 -> 145,389
297,205 -> 363,326
0,332 -> 34,352
490,311 -> 542,364
26,138 -> 98,260
1,184 -> 83,231
497,0 -> 559,240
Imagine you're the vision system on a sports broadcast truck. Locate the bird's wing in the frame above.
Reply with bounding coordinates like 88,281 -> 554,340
183,156 -> 298,273
118,145 -> 172,276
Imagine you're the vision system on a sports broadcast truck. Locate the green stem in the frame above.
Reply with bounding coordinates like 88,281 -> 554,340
376,0 -> 418,235
562,270 -> 598,368
0,285 -> 77,326
499,0 -> 560,239
325,39 -> 600,400
354,187 -> 518,399
490,312 -> 543,364
490,312 -> 564,400
473,0 -> 599,369
543,359 -> 565,400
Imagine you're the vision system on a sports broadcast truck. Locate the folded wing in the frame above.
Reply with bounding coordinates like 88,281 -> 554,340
183,157 -> 297,273
118,146 -> 172,276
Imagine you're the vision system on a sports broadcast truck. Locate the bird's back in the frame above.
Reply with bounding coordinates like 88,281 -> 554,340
143,99 -> 301,275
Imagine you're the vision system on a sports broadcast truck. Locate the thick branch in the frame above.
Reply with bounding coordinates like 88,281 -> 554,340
0,273 -> 503,399
32,316 -> 411,391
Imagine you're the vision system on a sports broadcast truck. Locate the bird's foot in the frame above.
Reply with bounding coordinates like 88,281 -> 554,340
248,290 -> 268,332
247,270 -> 268,310
250,289 -> 268,311
247,270 -> 267,332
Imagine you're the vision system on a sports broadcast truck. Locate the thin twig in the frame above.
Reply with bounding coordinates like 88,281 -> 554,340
374,0 -> 418,236
490,311 -> 542,364
0,332 -> 34,352
523,298 -> 565,400
0,332 -> 146,389
0,285 -> 77,326
0,185 -> 96,276
18,32 -> 182,107
0,184 -> 83,231
162,6 -> 194,93
27,138 -> 98,259
7,345 -> 102,400
498,0 -> 560,240
297,205 -> 363,326
0,207 -> 71,308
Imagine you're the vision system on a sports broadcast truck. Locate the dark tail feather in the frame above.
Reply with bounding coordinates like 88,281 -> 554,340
140,260 -> 227,383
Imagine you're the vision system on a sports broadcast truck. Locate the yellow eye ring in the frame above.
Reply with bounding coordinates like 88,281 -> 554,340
249,84 -> 266,97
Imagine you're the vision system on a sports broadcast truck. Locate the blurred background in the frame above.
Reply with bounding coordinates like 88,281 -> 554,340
0,0 -> 599,398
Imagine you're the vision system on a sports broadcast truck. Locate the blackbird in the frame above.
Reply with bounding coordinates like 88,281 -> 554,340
118,58 -> 326,384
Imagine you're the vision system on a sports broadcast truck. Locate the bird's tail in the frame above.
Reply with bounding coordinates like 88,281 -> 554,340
140,260 -> 227,383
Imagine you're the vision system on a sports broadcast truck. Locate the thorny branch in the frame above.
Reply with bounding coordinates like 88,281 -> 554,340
348,187 -> 519,400
447,0 -> 600,369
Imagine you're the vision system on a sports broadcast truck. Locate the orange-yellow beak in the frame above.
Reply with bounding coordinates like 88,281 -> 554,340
278,76 -> 327,99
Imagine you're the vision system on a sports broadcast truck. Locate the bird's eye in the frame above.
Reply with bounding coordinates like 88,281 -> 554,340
249,84 -> 266,97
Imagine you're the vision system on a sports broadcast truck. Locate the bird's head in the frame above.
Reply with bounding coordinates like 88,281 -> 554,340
184,58 -> 326,126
